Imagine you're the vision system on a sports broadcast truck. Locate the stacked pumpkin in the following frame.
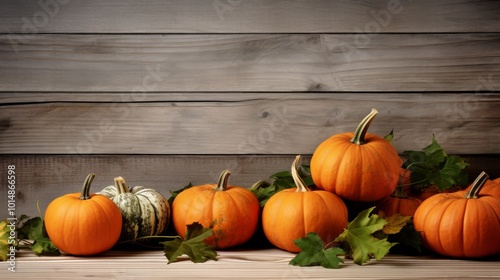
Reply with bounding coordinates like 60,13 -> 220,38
261,108 -> 403,252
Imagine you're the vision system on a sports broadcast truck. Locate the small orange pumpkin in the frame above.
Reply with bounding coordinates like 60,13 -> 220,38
262,155 -> 348,253
376,185 -> 422,217
413,172 -> 500,258
310,108 -> 401,202
44,173 -> 122,256
171,170 -> 260,249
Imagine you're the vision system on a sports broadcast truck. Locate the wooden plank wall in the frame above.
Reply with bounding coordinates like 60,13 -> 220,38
1,0 -> 499,218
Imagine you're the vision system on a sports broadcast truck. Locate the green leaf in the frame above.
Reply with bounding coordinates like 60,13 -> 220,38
289,233 -> 344,269
335,207 -> 396,265
403,135 -> 469,191
17,217 -> 59,256
161,222 -> 217,264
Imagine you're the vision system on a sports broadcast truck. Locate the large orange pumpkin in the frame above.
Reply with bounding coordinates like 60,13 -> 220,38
44,173 -> 122,256
413,172 -> 500,258
171,170 -> 260,249
310,108 -> 401,202
262,155 -> 348,253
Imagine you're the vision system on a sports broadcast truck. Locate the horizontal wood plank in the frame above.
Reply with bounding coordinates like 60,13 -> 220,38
0,0 -> 499,33
1,93 -> 499,155
1,154 -> 498,219
1,34 -> 499,92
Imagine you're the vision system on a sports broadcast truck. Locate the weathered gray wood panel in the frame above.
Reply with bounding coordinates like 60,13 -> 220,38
1,0 -> 499,223
1,93 -> 499,155
1,0 -> 499,33
1,154 -> 498,218
1,34 -> 499,92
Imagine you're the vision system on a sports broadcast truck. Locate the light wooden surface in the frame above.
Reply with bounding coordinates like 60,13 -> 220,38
1,0 -> 499,33
1,34 -> 499,92
1,0 -> 500,264
2,249 -> 500,279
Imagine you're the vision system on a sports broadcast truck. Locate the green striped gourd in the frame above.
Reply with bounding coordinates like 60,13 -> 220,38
98,177 -> 170,242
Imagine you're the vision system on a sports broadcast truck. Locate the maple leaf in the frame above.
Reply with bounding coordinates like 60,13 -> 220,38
161,222 -> 217,264
289,232 -> 344,269
334,207 -> 396,265
379,212 -> 412,235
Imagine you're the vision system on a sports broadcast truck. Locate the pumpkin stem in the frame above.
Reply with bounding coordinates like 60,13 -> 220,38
214,170 -> 231,191
351,108 -> 378,145
114,176 -> 130,194
292,155 -> 311,192
464,171 -> 489,199
392,185 -> 409,198
79,173 -> 96,200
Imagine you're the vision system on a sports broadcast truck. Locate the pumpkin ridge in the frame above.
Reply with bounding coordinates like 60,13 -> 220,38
457,199 -> 469,257
427,197 -> 454,256
223,189 -> 244,244
137,193 -> 156,235
311,192 -> 331,241
82,199 -> 106,254
464,200 -> 484,256
468,199 -> 500,257
335,144 -> 360,199
138,192 -> 164,236
366,141 -> 398,198
191,188 -> 213,229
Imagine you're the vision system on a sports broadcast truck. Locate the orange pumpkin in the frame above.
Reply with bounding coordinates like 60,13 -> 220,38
310,108 -> 401,202
376,186 -> 422,217
171,170 -> 260,249
413,172 -> 500,258
44,173 -> 122,256
262,155 -> 348,253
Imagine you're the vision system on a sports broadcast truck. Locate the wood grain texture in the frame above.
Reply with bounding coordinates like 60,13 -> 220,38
0,0 -> 499,33
1,154 -> 498,219
1,34 -> 499,92
2,249 -> 500,279
1,93 -> 499,155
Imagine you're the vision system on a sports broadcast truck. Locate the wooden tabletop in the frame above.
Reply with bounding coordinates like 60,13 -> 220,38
2,249 -> 500,279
